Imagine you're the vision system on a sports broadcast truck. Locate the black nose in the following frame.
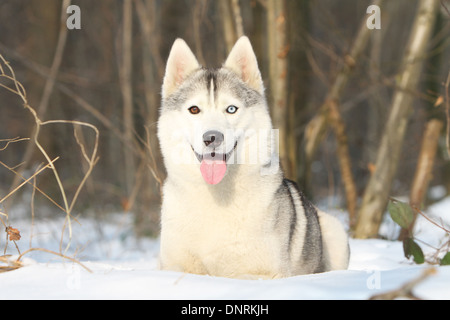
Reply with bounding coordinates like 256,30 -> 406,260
203,130 -> 224,148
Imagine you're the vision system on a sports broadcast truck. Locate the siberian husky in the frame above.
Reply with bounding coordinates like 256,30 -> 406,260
157,36 -> 349,279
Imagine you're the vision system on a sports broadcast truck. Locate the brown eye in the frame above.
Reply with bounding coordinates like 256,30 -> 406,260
188,106 -> 200,114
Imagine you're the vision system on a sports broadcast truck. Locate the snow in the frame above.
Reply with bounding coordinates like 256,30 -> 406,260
1,197 -> 450,300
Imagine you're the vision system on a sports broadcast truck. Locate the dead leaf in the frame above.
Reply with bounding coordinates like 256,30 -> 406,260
121,197 -> 131,212
434,95 -> 444,107
6,226 -> 21,241
368,163 -> 376,174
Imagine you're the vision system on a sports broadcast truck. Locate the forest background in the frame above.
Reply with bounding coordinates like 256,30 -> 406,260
0,0 -> 449,241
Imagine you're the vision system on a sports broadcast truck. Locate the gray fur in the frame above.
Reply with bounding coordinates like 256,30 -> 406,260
270,179 -> 327,275
162,67 -> 264,113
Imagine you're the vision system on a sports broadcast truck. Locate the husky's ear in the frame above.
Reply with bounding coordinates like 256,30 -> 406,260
224,36 -> 264,94
162,38 -> 200,98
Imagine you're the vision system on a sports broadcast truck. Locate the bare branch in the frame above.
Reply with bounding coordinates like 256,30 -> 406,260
370,268 -> 437,300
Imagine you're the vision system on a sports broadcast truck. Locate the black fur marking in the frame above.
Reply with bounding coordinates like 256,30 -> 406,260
284,179 -> 325,273
297,186 -> 324,273
282,179 -> 298,253
205,68 -> 218,94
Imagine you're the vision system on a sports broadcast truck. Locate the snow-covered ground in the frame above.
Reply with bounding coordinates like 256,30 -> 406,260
1,197 -> 449,300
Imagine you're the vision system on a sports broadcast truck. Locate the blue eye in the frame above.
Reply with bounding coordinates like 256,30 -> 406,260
226,105 -> 238,114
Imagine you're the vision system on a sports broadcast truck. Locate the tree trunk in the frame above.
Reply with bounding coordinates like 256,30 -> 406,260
219,0 -> 243,56
354,0 -> 441,239
398,119 -> 443,240
267,0 -> 291,177
120,0 -> 135,197
286,0 -> 310,191
219,0 -> 238,54
329,101 -> 358,227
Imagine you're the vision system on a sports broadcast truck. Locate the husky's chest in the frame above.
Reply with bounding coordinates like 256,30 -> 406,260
160,183 -> 283,278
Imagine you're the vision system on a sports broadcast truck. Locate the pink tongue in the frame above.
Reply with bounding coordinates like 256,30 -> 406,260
200,159 -> 227,185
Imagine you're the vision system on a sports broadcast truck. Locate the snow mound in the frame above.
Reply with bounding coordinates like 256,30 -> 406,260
1,198 -> 450,300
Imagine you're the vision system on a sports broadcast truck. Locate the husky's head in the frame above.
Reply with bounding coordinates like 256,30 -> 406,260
158,36 -> 278,185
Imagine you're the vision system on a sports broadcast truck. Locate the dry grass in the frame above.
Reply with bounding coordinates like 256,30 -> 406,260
0,255 -> 23,273
0,52 -> 97,273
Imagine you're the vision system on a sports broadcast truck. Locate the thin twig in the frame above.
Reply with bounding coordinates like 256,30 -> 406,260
0,52 -> 99,255
0,159 -> 69,214
369,268 -> 437,300
0,158 -> 58,205
441,0 -> 450,17
16,248 -> 92,273
412,205 -> 450,234
30,176 -> 36,248
0,137 -> 30,151
0,255 -> 23,273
